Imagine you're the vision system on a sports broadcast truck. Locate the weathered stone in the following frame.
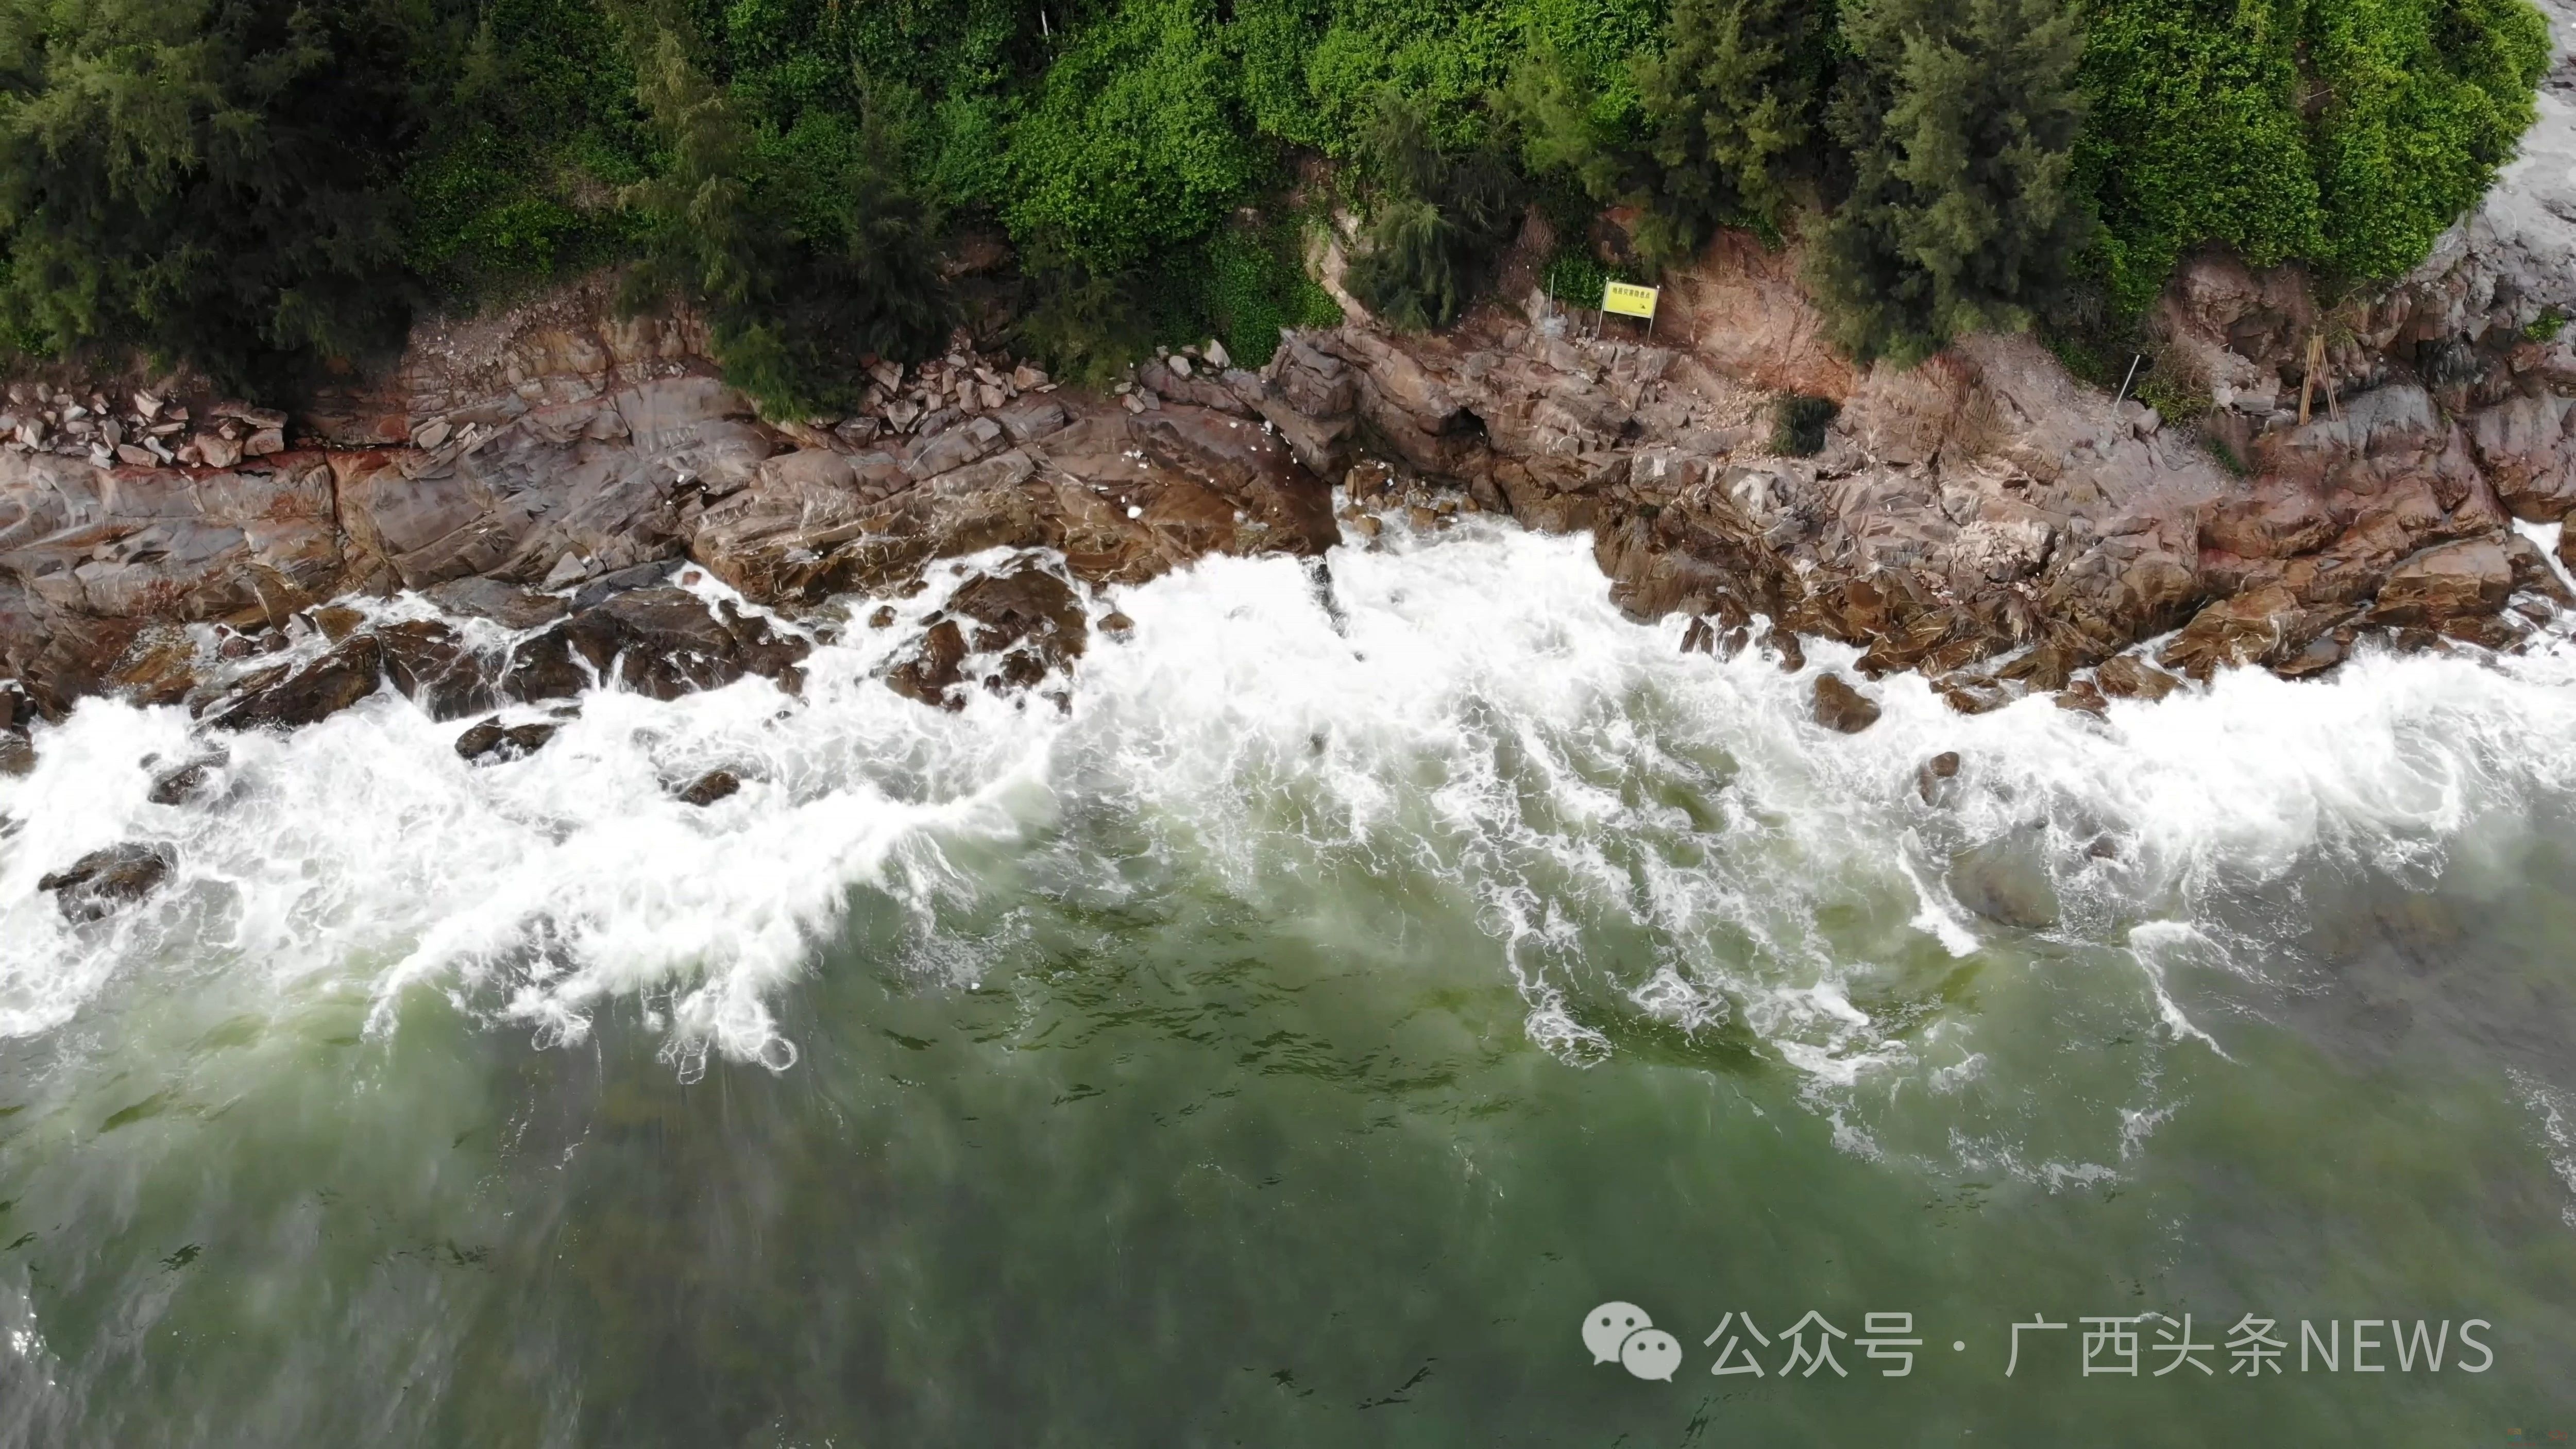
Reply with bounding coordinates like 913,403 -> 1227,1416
423,576 -> 569,629
38,842 -> 175,921
2365,538 -> 2513,628
2093,654 -> 2181,701
1812,673 -> 1882,732
202,636 -> 385,731
454,717 -> 558,763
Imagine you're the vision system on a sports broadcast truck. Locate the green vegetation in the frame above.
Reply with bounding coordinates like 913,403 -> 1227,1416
1771,391 -> 1838,454
2077,0 -> 2553,313
0,0 -> 2551,402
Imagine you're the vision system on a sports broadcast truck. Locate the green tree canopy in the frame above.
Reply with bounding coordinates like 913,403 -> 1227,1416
0,0 -> 430,383
1809,0 -> 2094,364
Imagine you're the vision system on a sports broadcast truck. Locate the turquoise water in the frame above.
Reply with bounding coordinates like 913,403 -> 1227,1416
2,522 -> 2572,1444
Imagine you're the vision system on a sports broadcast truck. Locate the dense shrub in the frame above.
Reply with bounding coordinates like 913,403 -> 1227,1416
2078,0 -> 2552,311
1002,0 -> 1260,270
1770,391 -> 1837,454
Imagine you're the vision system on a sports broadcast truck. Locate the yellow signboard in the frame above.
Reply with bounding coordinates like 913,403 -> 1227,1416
1601,281 -> 1659,319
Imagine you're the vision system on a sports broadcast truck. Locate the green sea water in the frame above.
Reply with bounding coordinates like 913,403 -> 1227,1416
2,523 -> 2571,1445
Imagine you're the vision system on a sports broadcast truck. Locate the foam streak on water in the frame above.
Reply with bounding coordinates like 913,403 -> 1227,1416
6,515 -> 2576,1121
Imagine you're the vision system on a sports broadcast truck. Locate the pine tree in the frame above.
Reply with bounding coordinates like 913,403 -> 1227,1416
611,5 -> 948,414
0,0 -> 429,383
1345,97 -> 1521,330
1501,0 -> 1827,268
1633,0 -> 1827,246
1808,0 -> 2092,364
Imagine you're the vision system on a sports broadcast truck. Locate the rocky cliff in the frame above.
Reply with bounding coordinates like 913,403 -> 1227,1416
4,0 -> 2573,779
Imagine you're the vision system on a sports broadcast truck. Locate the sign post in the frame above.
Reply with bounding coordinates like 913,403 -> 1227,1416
1601,281 -> 1660,338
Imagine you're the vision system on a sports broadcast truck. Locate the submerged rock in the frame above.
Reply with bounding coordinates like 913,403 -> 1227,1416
1948,830 -> 2060,930
674,769 -> 740,806
39,842 -> 175,921
146,749 -> 228,806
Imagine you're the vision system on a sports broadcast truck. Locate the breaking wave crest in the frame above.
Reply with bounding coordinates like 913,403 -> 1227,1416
7,512 -> 2576,1119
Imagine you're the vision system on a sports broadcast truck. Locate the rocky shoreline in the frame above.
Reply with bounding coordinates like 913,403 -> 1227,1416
6,1 -> 2574,917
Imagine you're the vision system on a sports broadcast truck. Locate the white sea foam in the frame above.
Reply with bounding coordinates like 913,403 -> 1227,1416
5,513 -> 2575,1101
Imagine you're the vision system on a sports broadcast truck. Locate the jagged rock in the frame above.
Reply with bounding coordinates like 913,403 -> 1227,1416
674,769 -> 739,806
2470,392 -> 2576,520
377,620 -> 496,720
454,717 -> 557,763
423,576 -> 569,629
2093,654 -> 2181,701
885,619 -> 969,709
2158,587 -> 2349,680
1812,673 -> 1882,732
1917,750 -> 1961,804
0,728 -> 32,776
2055,680 -> 2110,717
884,561 -> 1089,709
538,587 -> 809,702
2503,533 -> 2574,604
2365,538 -> 2513,628
1938,676 -> 2011,714
39,842 -> 175,921
201,636 -> 385,730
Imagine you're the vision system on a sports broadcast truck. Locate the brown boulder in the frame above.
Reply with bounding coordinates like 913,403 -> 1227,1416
2157,587 -> 2350,680
454,718 -> 558,763
528,588 -> 809,702
2365,538 -> 2512,628
1812,673 -> 1882,732
39,842 -> 175,921
2093,655 -> 2180,701
202,636 -> 385,730
377,620 -> 496,720
885,619 -> 969,709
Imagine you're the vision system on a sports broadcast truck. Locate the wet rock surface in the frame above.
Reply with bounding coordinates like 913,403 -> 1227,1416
455,718 -> 558,764
1811,674 -> 1883,734
38,842 -> 174,920
674,769 -> 739,806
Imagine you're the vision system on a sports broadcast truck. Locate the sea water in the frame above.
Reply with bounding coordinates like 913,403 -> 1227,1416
0,515 -> 2571,1444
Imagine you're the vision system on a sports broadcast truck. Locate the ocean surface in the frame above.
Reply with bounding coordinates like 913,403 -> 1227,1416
2,514 -> 2572,1445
